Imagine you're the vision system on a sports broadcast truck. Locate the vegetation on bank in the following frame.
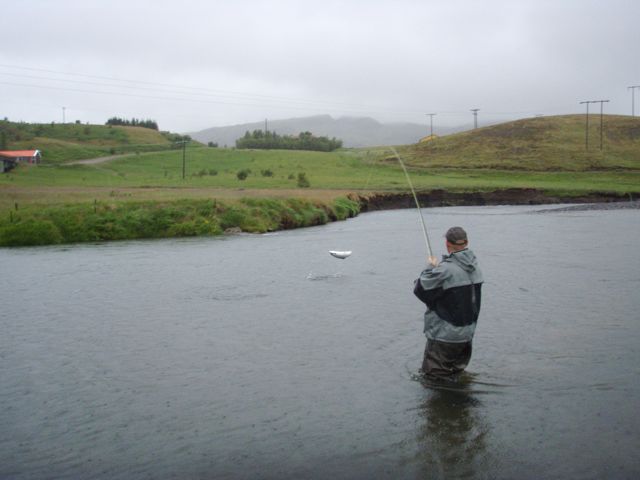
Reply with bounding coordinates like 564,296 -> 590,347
236,129 -> 343,152
0,196 -> 360,246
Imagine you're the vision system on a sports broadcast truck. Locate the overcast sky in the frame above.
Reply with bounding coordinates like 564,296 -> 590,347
2,0 -> 639,133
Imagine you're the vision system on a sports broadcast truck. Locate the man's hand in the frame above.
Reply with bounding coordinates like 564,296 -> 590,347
428,256 -> 439,267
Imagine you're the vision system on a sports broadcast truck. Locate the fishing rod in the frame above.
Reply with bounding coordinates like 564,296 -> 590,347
389,146 -> 434,260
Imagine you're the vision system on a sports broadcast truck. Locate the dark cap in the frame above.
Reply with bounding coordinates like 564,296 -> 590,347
445,226 -> 468,245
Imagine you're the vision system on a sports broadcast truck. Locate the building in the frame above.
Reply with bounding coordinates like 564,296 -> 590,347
0,149 -> 41,173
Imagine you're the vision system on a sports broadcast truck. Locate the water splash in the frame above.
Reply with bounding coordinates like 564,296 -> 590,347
306,271 -> 344,281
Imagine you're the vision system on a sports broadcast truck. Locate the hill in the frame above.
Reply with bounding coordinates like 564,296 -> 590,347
397,114 -> 640,171
0,120 -> 190,164
189,115 -> 464,148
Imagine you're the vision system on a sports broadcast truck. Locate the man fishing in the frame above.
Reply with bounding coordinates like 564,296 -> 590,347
413,226 -> 483,378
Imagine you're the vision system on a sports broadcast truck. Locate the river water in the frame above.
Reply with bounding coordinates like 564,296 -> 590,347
1,205 -> 639,479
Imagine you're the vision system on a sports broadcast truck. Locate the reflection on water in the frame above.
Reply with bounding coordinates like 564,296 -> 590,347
414,376 -> 490,479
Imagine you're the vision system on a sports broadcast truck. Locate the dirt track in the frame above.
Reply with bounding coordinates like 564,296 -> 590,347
65,154 -> 133,165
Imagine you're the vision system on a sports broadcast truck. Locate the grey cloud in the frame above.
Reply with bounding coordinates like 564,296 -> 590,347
2,0 -> 638,132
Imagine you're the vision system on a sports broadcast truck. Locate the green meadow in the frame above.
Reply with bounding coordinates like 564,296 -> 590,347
1,144 -> 637,202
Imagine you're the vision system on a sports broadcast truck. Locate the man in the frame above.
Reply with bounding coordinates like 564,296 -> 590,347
413,226 -> 483,378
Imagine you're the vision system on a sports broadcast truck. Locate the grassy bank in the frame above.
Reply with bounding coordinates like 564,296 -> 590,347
0,196 -> 360,247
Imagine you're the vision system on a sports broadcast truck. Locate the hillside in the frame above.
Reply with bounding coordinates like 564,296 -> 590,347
0,120 -> 190,164
397,114 -> 640,171
189,115 -> 464,148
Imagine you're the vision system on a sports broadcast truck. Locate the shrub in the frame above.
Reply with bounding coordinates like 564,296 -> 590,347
219,208 -> 248,230
0,219 -> 63,246
81,211 -> 126,241
331,197 -> 360,220
169,218 -> 222,237
237,169 -> 251,181
297,172 -> 310,188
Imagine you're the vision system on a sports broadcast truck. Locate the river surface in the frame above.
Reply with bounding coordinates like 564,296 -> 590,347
1,205 -> 639,479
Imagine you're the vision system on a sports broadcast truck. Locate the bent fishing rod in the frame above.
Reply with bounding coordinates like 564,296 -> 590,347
389,146 -> 434,260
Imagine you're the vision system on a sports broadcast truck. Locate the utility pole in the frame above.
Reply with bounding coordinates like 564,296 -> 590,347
598,100 -> 609,150
628,85 -> 640,116
265,118 -> 268,134
180,140 -> 188,179
426,113 -> 436,137
580,101 -> 591,150
470,109 -> 479,129
579,100 -> 609,150
62,106 -> 66,124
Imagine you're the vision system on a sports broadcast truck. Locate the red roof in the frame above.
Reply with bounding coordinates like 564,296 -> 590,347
0,150 -> 40,158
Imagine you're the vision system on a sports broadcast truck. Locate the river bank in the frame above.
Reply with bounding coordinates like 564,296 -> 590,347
0,188 -> 636,247
355,188 -> 636,211
0,197 -> 360,247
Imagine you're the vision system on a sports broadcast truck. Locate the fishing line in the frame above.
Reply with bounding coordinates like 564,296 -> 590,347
389,146 -> 433,259
361,150 -> 378,191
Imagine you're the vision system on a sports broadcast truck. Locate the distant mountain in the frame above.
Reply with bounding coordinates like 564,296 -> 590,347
188,115 -> 464,148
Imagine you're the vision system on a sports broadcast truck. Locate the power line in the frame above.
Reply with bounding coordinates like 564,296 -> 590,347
0,64 -> 585,121
0,64 -> 345,105
0,65 -> 428,116
0,80 -> 433,119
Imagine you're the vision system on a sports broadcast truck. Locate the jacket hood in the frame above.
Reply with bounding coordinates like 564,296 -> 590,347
447,249 -> 478,273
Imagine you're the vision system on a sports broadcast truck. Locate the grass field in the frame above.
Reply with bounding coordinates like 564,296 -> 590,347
399,114 -> 640,171
0,120 -> 186,163
0,143 -> 637,209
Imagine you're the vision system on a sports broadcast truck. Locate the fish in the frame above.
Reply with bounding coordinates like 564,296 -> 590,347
329,250 -> 352,259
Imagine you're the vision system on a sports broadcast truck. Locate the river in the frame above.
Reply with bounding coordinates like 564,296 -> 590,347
1,205 -> 639,479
